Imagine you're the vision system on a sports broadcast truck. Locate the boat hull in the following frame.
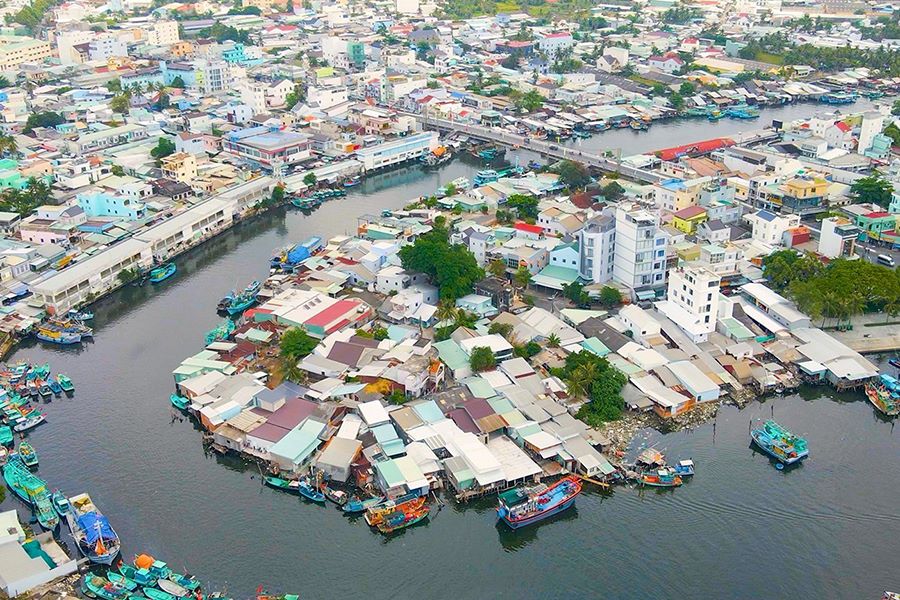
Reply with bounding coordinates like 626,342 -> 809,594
499,496 -> 576,529
751,431 -> 808,464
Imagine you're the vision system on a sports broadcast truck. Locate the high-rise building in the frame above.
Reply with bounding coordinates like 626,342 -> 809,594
613,202 -> 666,292
578,213 -> 615,284
658,265 -> 721,343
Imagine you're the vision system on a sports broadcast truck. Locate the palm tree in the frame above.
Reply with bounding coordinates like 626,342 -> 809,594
278,355 -> 307,384
435,300 -> 458,325
566,363 -> 597,399
547,333 -> 560,348
0,134 -> 17,158
514,266 -> 532,290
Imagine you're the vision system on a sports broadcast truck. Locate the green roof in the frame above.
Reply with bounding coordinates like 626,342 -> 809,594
580,337 -> 611,357
462,377 -> 496,399
374,459 -> 404,487
434,339 -> 470,371
487,396 -> 515,414
270,419 -> 324,466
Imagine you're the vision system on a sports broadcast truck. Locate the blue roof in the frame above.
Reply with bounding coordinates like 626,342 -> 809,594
756,210 -> 777,222
269,419 -> 325,465
411,400 -> 445,424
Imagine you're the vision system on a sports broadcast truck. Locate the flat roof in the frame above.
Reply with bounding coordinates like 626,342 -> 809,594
30,237 -> 150,295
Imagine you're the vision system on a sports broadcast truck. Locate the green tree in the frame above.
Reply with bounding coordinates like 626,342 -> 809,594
303,172 -> 317,187
514,266 -> 532,289
488,259 -> 507,279
469,346 -> 496,372
435,300 -> 458,324
514,89 -> 545,112
884,123 -> 900,147
893,99 -> 900,116
110,94 -> 130,113
506,194 -> 539,220
0,134 -> 17,157
547,333 -> 561,348
23,111 -> 65,134
279,327 -> 318,361
150,137 -> 176,161
554,160 -> 591,189
600,181 -> 625,202
285,83 -> 306,108
669,92 -> 685,109
679,81 -> 696,96
110,165 -> 125,176
850,172 -> 893,205
170,76 -> 186,89
398,226 -> 484,301
599,286 -> 622,308
0,76 -> 11,88
270,185 -> 285,206
488,321 -> 513,338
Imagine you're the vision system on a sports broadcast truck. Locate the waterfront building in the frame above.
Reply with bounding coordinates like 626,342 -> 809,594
354,131 -> 439,171
658,265 -> 721,343
0,510 -> 77,597
222,126 -> 313,171
613,202 -> 666,295
76,191 -> 146,221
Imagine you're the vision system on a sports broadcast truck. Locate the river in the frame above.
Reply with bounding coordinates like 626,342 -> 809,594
3,100 -> 897,599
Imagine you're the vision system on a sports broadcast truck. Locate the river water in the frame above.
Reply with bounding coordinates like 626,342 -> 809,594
3,100 -> 897,599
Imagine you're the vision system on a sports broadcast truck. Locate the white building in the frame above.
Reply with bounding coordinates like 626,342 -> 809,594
613,202 -> 666,292
146,20 -> 179,46
858,112 -> 884,156
657,265 -> 721,343
617,304 -> 661,344
818,217 -> 861,259
578,213 -> 615,284
396,0 -> 420,13
355,132 -> 438,171
88,34 -> 128,62
744,209 -> 800,246
537,33 -> 574,58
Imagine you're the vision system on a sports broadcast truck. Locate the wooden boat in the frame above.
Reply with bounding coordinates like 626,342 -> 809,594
157,578 -> 190,598
38,383 -> 52,397
750,420 -> 809,465
48,379 -> 62,395
135,554 -> 173,580
365,496 -> 425,526
142,587 -> 180,600
3,455 -> 58,529
343,176 -> 361,187
865,375 -> 900,416
672,459 -> 695,477
148,263 -> 177,284
67,492 -> 120,564
343,495 -> 385,514
170,394 -> 190,410
118,564 -> 157,587
18,440 -> 37,468
107,571 -> 139,592
0,425 -> 11,447
323,486 -> 348,506
52,490 -> 70,517
298,480 -> 325,503
264,475 -> 298,493
497,476 -> 582,529
57,374 -> 75,392
376,505 -> 430,534
638,469 -> 683,488
167,570 -> 201,592
82,575 -> 130,600
13,413 -> 46,432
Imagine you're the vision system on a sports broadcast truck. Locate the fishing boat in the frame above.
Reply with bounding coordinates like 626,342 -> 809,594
52,490 -> 70,516
35,319 -> 92,345
376,504 -> 430,534
865,374 -> 900,416
135,554 -> 174,581
107,571 -> 139,592
422,145 -> 452,167
497,476 -> 582,529
170,394 -> 190,410
638,469 -> 683,487
167,570 -> 201,592
225,290 -> 257,316
67,492 -> 120,564
18,440 -> 37,468
3,456 -> 58,529
57,374 -> 75,393
264,475 -> 299,493
270,236 -> 322,272
750,420 -> 809,465
343,176 -> 361,187
473,169 -> 499,186
889,358 -> 900,369
38,382 -> 52,397
298,479 -> 325,503
204,318 -> 236,345
671,459 -> 695,477
343,495 -> 385,514
82,575 -> 130,600
365,495 -> 426,526
527,160 -> 543,170
13,413 -> 46,432
323,486 -> 348,506
0,425 -> 12,446
157,579 -> 190,599
149,263 -> 176,284
67,309 -> 94,321
48,378 -> 62,395
291,196 -> 320,210
118,564 -> 158,587
142,587 -> 180,600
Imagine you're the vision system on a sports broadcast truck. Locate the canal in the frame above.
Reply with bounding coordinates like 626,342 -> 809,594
3,100 -> 897,599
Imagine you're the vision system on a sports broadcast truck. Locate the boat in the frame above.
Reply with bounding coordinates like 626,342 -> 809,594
376,504 -> 430,534
38,383 -> 52,397
264,475 -> 299,493
323,486 -> 348,506
707,110 -> 726,121
750,420 -> 809,465
422,145 -> 452,167
118,564 -> 158,587
107,571 -> 139,592
52,490 -> 70,516
671,459 -> 695,477
135,554 -> 173,581
142,587 -> 179,600
67,309 -> 94,321
473,169 -> 499,186
291,196 -> 320,210
497,476 -> 582,529
35,318 -> 92,345
148,263 -> 176,284
527,160 -> 543,170
48,379 -> 62,395
889,358 -> 900,369
18,440 -> 37,468
343,495 -> 385,514
204,318 -> 236,345
298,479 -> 325,503
270,236 -> 323,272
865,374 -> 900,416
365,495 -> 426,526
157,579 -> 190,598
225,290 -> 257,316
170,394 -> 190,410
3,455 -> 58,529
57,374 -> 75,393
67,492 -> 120,564
343,176 -> 361,187
0,446 -> 7,465
0,425 -> 11,446
167,570 -> 201,592
638,469 -> 684,487
13,413 -> 46,432
82,575 -> 130,600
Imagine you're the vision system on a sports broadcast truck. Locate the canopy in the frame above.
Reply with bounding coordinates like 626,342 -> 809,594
77,512 -> 116,543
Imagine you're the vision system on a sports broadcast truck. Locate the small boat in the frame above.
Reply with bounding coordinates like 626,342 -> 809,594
118,564 -> 157,587
135,554 -> 173,581
107,571 -> 139,592
638,469 -> 683,487
343,495 -> 385,514
527,160 -> 543,170
298,479 -> 325,503
157,579 -> 190,598
264,475 -> 298,493
3,455 -> 58,529
343,176 -> 361,187
0,446 -> 7,465
82,575 -> 130,600
473,169 -> 499,186
13,413 -> 46,432
142,587 -> 179,600
167,570 -> 201,592
52,490 -> 70,516
865,375 -> 900,416
750,420 -> 809,465
889,358 -> 900,369
57,374 -> 75,393
67,493 -> 120,564
376,505 -> 430,534
0,425 -> 12,446
225,291 -> 257,316
291,197 -> 319,210
35,319 -> 92,345
38,383 -> 52,397
497,476 -> 582,529
365,495 -> 426,526
18,440 -> 37,468
323,486 -> 348,506
148,263 -> 177,284
67,309 -> 94,321
671,459 -> 695,477
170,394 -> 190,410
48,379 -> 62,395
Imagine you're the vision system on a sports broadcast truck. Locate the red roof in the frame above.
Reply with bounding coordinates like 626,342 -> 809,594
834,121 -> 851,132
514,222 -> 543,234
865,211 -> 891,218
657,137 -> 735,161
673,205 -> 707,219
543,32 -> 572,38
305,300 -> 360,328
505,40 -> 533,48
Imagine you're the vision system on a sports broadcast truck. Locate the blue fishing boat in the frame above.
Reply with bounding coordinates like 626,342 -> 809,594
57,374 -> 75,393
67,493 -> 120,564
148,264 -> 176,284
270,236 -> 323,271
343,495 -> 385,514
52,490 -> 70,517
118,564 -> 157,588
497,476 -> 582,529
298,480 -> 325,503
671,459 -> 695,477
3,455 -> 58,529
343,176 -> 360,187
225,291 -> 257,316
170,394 -> 190,410
35,319 -> 92,345
0,425 -> 11,447
751,420 -> 809,465
473,169 -> 498,186
48,379 -> 62,395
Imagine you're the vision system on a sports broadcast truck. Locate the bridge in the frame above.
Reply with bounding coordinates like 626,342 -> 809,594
412,114 -> 668,185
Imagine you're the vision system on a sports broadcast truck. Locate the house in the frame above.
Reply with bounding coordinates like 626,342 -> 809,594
745,210 -> 800,246
315,436 -> 362,481
648,52 -> 684,74
671,205 -> 708,234
0,510 -> 77,597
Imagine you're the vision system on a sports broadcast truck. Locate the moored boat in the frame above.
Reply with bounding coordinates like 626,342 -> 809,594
750,420 -> 809,465
81,575 -> 130,600
38,383 -> 52,397
672,459 -> 695,477
48,379 -> 62,395
3,455 -> 58,529
343,495 -> 385,514
18,440 -> 37,468
343,176 -> 361,187
497,476 -> 582,529
107,571 -> 138,592
376,504 -> 430,534
67,492 -> 120,564
865,374 -> 900,416
365,495 -> 426,526
170,394 -> 190,410
52,490 -> 70,516
57,374 -> 75,393
157,578 -> 190,599
35,319 -> 92,345
264,475 -> 298,493
118,564 -> 157,587
0,425 -> 12,446
167,570 -> 201,592
324,486 -> 348,506
13,413 -> 46,432
142,587 -> 179,600
638,469 -> 683,487
148,263 -> 177,284
298,479 -> 325,503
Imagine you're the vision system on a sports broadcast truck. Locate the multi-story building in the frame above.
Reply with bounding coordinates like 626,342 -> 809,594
659,265 -> 721,343
163,59 -> 231,95
222,126 -> 312,171
745,209 -> 800,246
654,176 -> 710,213
537,32 -> 574,58
578,213 -> 615,284
773,175 -> 827,215
76,191 -> 146,221
146,20 -> 179,46
0,35 -> 53,70
88,34 -> 128,62
160,152 -> 198,184
818,217 -> 861,259
354,132 -> 438,171
613,203 -> 666,293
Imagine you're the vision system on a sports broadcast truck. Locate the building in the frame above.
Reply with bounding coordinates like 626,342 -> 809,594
160,152 -> 198,184
147,20 -> 180,45
745,210 -> 800,246
0,510 -> 77,597
648,52 -> 684,74
354,131 -> 438,171
0,35 -> 53,71
775,175 -> 827,215
858,112 -> 884,156
818,217 -> 860,259
222,126 -> 312,171
65,124 -> 149,154
537,33 -> 574,58
613,203 -> 666,294
76,191 -> 146,220
88,34 -> 128,62
671,205 -> 708,234
654,177 -> 709,213
658,265 -> 721,343
578,213 -> 615,284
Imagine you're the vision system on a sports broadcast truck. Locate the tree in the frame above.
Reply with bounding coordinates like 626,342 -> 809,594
562,281 -> 590,307
599,286 -> 622,308
110,94 -> 130,114
150,137 -> 176,161
850,172 -> 893,205
303,172 -> 317,187
669,92 -> 685,109
110,165 -> 125,176
488,321 -> 513,338
514,266 -> 532,289
0,177 -> 52,216
170,76 -> 186,89
0,134 -> 17,157
279,327 -> 317,361
884,123 -> 900,147
155,91 -> 171,110
506,194 -> 539,220
0,76 -> 10,88
600,181 -> 625,202
23,111 -> 65,134
554,160 -> 591,189
285,83 -> 305,108
514,89 -> 545,112
488,259 -> 507,279
893,99 -> 900,116
679,81 -> 696,96
399,226 -> 484,301
269,185 -> 285,206
469,346 -> 496,372
386,389 -> 407,405
435,300 -> 458,324
547,333 -> 560,348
